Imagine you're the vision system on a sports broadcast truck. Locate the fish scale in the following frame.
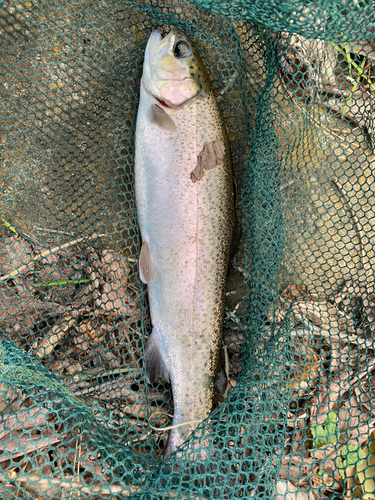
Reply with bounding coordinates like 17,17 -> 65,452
135,29 -> 235,459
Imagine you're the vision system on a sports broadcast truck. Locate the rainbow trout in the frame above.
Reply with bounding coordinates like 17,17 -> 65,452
134,29 -> 236,459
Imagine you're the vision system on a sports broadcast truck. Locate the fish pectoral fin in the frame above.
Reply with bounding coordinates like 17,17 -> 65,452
139,241 -> 157,284
144,327 -> 170,384
148,104 -> 177,132
190,139 -> 226,182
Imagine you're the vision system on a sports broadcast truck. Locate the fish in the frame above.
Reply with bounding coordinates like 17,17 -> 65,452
134,28 -> 236,459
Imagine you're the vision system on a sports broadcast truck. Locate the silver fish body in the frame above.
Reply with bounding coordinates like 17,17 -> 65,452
134,29 -> 235,459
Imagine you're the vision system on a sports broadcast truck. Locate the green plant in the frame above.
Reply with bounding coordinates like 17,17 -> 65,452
310,411 -> 340,449
331,42 -> 375,114
338,444 -> 366,481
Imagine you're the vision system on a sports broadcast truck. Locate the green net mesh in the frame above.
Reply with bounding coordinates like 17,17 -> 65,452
1,0 -> 375,498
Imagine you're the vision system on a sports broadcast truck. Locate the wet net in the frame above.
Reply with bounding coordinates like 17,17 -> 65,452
1,0 -> 375,498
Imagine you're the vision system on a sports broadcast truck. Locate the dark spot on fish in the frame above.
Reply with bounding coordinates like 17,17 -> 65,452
190,73 -> 195,77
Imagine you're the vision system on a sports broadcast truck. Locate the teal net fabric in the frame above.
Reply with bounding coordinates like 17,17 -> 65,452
0,0 -> 375,498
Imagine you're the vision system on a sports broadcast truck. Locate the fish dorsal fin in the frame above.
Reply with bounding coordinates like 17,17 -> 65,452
139,241 -> 157,284
144,327 -> 170,384
148,104 -> 177,132
190,139 -> 226,182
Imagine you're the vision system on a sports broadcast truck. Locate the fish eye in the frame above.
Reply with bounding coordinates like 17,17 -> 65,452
173,40 -> 191,58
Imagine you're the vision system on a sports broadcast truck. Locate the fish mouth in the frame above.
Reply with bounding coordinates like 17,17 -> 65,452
155,97 -> 172,108
144,29 -> 162,63
149,29 -> 163,45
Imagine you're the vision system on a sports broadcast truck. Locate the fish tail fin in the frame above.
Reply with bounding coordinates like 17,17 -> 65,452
163,434 -> 176,460
163,426 -> 183,460
144,327 -> 170,384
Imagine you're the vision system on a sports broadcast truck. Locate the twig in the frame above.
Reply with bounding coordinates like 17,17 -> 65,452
148,419 -> 204,432
1,218 -> 17,234
223,345 -> 229,399
123,431 -> 153,446
32,226 -> 77,236
330,178 -> 365,270
11,474 -> 136,497
36,317 -> 76,358
72,428 -> 82,490
151,411 -> 174,419
290,324 -> 373,348
350,356 -> 375,386
34,279 -> 90,287
70,376 -> 138,400
1,218 -> 39,245
0,436 -> 62,464
0,233 -> 105,281
5,474 -> 206,499
67,366 -> 140,383
127,283 -> 139,291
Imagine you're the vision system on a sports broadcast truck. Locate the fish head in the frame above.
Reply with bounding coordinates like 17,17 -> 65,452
142,28 -> 210,109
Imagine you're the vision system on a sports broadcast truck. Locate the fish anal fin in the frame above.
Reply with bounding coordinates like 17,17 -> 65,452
190,139 -> 226,182
148,104 -> 177,132
139,241 -> 157,284
145,328 -> 170,384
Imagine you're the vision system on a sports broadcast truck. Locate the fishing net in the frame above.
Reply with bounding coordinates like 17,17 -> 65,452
1,0 -> 375,498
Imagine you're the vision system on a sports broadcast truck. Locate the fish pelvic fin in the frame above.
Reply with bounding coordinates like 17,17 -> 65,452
145,327 -> 170,384
139,241 -> 157,284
